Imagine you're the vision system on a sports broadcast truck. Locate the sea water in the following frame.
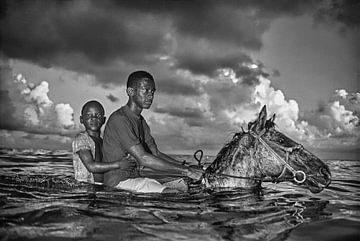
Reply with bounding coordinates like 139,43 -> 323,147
0,148 -> 359,241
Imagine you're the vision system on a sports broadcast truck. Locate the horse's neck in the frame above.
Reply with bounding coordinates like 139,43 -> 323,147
206,133 -> 263,177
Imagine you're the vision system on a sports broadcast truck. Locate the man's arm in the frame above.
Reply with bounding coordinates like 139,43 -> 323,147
128,144 -> 203,180
77,149 -> 135,173
149,146 -> 181,165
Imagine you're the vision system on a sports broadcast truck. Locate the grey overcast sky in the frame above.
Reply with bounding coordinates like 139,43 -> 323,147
0,0 -> 359,159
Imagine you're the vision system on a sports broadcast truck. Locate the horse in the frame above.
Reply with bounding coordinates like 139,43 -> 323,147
202,105 -> 331,193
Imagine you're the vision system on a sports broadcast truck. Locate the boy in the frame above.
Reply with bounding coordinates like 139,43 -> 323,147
72,100 -> 135,184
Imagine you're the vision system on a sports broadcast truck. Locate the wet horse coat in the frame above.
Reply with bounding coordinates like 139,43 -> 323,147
203,106 -> 331,193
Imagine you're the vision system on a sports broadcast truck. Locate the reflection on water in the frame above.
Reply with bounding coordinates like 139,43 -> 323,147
0,149 -> 359,241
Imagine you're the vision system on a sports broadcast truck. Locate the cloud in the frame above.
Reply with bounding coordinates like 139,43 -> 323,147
0,129 -> 72,150
147,70 -> 304,153
0,59 -> 77,135
314,0 -> 360,57
0,0 -> 323,86
302,89 -> 360,148
335,89 -> 348,98
1,0 -> 358,155
332,89 -> 360,115
149,67 -> 359,155
55,103 -> 75,128
315,0 -> 360,29
106,93 -> 119,102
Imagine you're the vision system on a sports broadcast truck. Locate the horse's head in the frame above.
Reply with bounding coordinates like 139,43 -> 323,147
248,105 -> 331,193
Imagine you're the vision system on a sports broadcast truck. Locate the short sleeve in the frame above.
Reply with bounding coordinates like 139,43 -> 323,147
72,133 -> 92,154
143,120 -> 157,150
112,114 -> 141,150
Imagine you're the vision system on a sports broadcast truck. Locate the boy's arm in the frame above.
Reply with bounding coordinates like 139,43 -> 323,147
77,149 -> 135,173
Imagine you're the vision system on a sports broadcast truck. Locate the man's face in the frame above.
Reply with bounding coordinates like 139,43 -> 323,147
132,79 -> 156,109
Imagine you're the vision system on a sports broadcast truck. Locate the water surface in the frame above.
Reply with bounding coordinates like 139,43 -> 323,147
0,148 -> 359,240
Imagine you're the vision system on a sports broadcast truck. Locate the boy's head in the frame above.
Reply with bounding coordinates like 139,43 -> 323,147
126,71 -> 156,109
80,100 -> 106,132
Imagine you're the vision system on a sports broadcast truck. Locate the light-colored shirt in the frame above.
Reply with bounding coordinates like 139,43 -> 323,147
72,131 -> 96,183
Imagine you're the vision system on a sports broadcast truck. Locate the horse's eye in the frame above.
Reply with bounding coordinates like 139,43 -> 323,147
278,139 -> 284,144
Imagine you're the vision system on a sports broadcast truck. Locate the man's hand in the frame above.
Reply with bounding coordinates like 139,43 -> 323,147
116,157 -> 137,170
185,166 -> 204,181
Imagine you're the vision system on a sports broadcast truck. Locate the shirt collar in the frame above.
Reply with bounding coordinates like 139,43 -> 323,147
123,105 -> 143,120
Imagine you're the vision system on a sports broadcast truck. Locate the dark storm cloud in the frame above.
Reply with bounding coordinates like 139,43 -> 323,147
156,77 -> 202,96
106,93 -> 119,102
272,69 -> 281,77
0,0 -> 324,86
314,0 -> 360,56
173,50 -> 252,78
113,0 -> 320,48
315,0 -> 360,28
153,106 -> 204,119
0,90 -> 25,130
0,0 -> 166,83
152,104 -> 212,127
0,63 -> 26,130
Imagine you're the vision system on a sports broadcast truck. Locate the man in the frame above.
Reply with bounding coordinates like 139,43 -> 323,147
102,70 -> 203,193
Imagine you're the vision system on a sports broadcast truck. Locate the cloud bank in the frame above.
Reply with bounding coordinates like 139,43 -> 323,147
0,0 -> 358,156
0,59 -> 77,135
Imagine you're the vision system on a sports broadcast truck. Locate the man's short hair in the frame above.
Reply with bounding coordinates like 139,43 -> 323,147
127,71 -> 154,88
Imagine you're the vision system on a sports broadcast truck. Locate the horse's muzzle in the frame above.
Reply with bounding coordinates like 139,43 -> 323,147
319,167 -> 331,188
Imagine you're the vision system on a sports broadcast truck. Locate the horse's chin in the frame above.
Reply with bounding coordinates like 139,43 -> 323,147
302,178 -> 327,194
307,185 -> 324,194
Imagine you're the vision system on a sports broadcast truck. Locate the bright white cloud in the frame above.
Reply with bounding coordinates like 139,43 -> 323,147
154,70 -> 360,153
254,76 -> 300,129
329,101 -> 358,131
6,72 -> 77,134
28,80 -> 53,106
55,103 -> 75,128
335,89 -> 348,99
301,89 -> 360,151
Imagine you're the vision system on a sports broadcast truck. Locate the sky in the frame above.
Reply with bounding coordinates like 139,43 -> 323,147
0,0 -> 359,160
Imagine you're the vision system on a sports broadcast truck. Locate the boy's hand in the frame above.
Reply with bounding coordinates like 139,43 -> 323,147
185,166 -> 204,181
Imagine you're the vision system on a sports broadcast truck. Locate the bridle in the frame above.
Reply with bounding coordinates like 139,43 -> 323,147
249,130 -> 306,184
198,128 -> 307,184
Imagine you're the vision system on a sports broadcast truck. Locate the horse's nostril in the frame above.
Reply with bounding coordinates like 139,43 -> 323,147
319,167 -> 331,186
320,167 -> 329,176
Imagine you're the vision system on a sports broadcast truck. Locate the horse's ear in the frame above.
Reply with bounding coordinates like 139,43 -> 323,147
265,113 -> 276,129
270,113 -> 276,123
250,105 -> 267,132
258,105 -> 267,129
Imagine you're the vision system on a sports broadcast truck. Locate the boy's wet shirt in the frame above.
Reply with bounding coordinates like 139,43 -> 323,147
82,107 -> 105,183
90,135 -> 104,183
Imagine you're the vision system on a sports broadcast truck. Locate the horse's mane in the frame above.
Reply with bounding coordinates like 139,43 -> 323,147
215,117 -> 277,161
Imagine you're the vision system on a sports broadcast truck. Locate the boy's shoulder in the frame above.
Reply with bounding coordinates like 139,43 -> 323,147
72,131 -> 93,152
73,131 -> 91,142
75,131 -> 88,138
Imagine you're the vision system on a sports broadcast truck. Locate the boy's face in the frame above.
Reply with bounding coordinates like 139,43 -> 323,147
132,78 -> 156,109
80,104 -> 105,132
